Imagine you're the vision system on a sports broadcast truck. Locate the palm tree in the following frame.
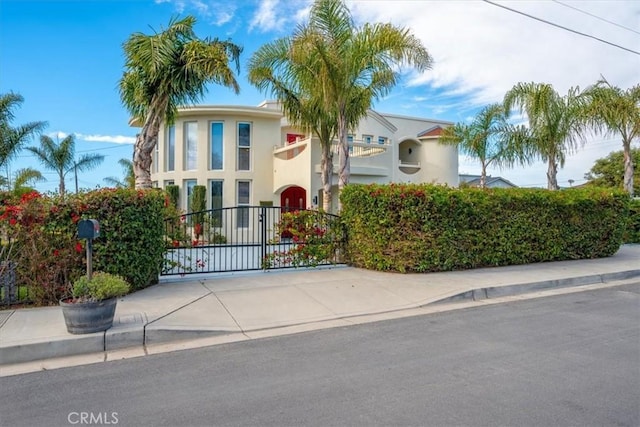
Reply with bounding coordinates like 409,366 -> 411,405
292,0 -> 433,206
119,16 -> 242,189
1,167 -> 46,196
0,92 -> 47,170
248,35 -> 338,212
504,82 -> 589,190
583,78 -> 639,195
439,104 -> 530,188
27,134 -> 104,196
103,158 -> 135,189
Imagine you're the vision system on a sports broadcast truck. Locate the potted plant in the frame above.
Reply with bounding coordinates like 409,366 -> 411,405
60,272 -> 130,334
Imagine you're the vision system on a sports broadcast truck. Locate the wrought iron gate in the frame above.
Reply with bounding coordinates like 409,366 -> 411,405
162,206 -> 345,276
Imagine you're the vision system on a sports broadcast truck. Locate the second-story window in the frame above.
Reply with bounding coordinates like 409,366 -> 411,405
184,122 -> 198,170
237,122 -> 251,171
166,125 -> 175,172
210,122 -> 223,170
378,136 -> 387,145
363,134 -> 373,144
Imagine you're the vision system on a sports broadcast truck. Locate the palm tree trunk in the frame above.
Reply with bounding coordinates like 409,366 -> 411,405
480,163 -> 487,189
547,158 -> 559,190
58,171 -> 65,197
133,111 -> 162,189
320,142 -> 333,213
337,110 -> 349,212
623,140 -> 634,195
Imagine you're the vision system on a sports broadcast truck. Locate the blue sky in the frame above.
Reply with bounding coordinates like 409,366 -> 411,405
1,0 -> 638,192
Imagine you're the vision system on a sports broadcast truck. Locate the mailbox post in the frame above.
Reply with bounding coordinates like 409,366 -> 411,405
77,219 -> 100,280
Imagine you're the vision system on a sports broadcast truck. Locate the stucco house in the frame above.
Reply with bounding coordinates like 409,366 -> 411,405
458,174 -> 518,189
147,101 -> 458,214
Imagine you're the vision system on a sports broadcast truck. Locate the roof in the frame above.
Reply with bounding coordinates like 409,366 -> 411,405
417,125 -> 445,138
459,174 -> 518,188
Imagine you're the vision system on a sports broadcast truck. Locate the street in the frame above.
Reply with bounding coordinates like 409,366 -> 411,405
1,283 -> 638,427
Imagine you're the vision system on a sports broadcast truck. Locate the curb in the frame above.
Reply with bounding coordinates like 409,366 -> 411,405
2,271 -> 639,366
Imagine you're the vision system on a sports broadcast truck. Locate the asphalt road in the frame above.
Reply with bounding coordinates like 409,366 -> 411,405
1,283 -> 639,427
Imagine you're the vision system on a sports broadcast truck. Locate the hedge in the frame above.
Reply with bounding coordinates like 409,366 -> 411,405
624,198 -> 640,244
340,184 -> 629,273
0,188 -> 167,305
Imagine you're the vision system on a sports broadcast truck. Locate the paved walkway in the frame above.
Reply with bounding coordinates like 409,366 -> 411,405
1,245 -> 639,368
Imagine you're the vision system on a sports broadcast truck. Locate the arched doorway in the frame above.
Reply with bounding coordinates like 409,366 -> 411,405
280,186 -> 307,212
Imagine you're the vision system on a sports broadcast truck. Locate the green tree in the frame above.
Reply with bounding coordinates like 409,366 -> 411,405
583,78 -> 639,195
584,148 -> 640,193
119,16 -> 242,189
248,31 -> 338,212
290,0 -> 432,208
504,82 -> 590,190
103,158 -> 135,189
439,103 -> 530,188
0,92 -> 47,171
27,134 -> 104,197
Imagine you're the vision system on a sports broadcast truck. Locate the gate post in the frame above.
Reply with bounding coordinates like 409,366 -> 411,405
259,207 -> 267,269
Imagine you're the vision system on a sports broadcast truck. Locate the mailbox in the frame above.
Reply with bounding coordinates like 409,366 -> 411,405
78,219 -> 100,239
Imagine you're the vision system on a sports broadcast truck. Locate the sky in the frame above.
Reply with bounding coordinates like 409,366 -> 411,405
1,0 -> 638,193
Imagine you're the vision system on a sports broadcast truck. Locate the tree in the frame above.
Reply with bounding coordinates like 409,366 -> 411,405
0,92 -> 47,171
248,31 -> 338,212
439,103 -> 530,188
119,16 -> 242,189
584,148 -> 640,194
27,134 -> 104,197
583,78 -> 639,195
0,167 -> 46,196
103,158 -> 135,188
291,0 -> 433,208
504,82 -> 589,190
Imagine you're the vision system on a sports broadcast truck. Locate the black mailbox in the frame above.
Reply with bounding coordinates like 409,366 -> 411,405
78,219 -> 100,239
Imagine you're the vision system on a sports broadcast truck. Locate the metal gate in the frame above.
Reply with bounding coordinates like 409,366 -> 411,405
162,206 -> 346,276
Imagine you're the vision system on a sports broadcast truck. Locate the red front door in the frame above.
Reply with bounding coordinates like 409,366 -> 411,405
281,186 -> 306,212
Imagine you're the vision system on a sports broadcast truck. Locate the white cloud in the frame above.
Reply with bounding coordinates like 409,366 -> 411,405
249,0 -> 285,33
75,134 -> 136,144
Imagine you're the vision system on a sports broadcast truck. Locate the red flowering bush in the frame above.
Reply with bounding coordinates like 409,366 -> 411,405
0,191 -> 84,305
0,188 -> 168,306
262,210 -> 345,268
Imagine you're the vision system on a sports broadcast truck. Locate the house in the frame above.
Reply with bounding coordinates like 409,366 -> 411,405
146,101 -> 459,214
458,174 -> 518,188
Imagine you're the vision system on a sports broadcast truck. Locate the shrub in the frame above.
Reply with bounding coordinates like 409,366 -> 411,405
166,185 -> 179,208
262,210 -> 345,268
340,184 -> 629,273
624,198 -> 640,244
0,188 -> 167,305
71,271 -> 130,302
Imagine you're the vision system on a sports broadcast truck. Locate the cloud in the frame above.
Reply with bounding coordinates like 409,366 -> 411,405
76,134 -> 136,144
349,0 -> 640,110
249,0 -> 285,33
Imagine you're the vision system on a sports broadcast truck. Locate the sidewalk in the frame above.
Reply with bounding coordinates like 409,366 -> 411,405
1,245 -> 638,367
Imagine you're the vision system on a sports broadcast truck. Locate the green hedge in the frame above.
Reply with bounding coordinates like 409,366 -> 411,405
624,198 -> 640,243
72,188 -> 167,290
340,184 -> 629,273
1,188 -> 167,305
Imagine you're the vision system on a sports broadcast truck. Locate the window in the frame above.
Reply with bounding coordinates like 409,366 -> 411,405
237,122 -> 251,171
347,134 -> 354,154
184,122 -> 197,170
166,126 -> 175,171
184,179 -> 196,212
363,134 -> 373,144
164,180 -> 175,187
378,136 -> 387,145
237,181 -> 250,228
210,180 -> 223,226
210,122 -> 223,170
